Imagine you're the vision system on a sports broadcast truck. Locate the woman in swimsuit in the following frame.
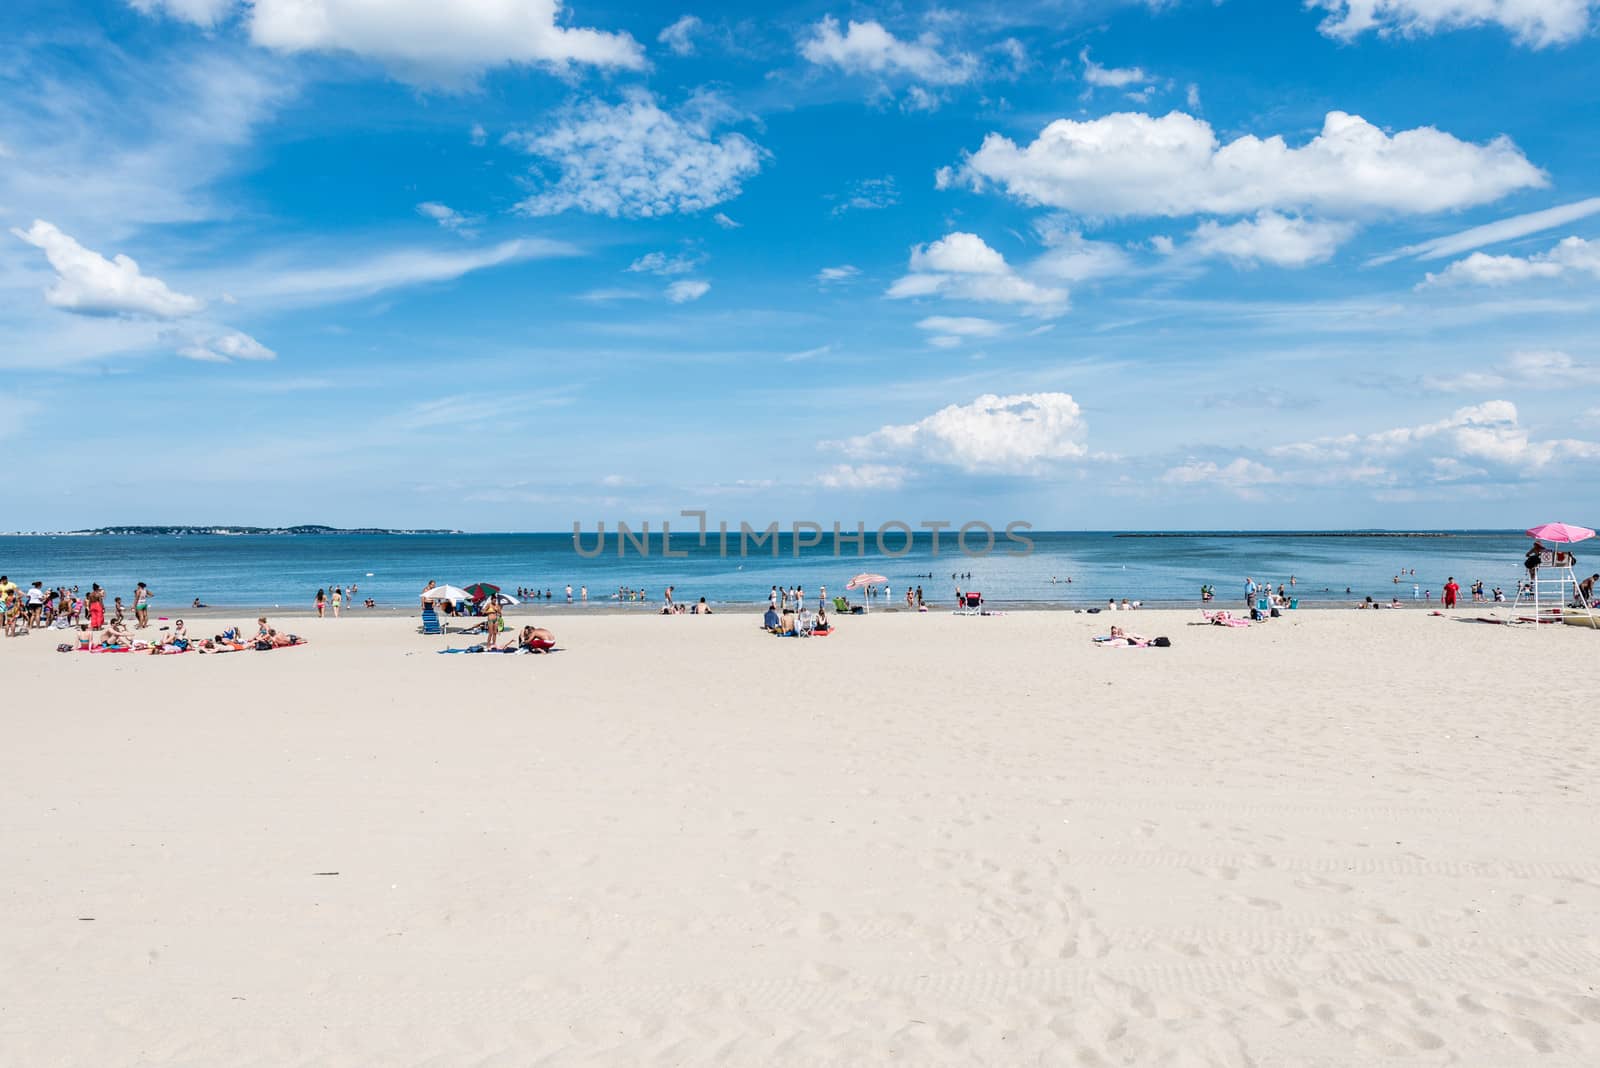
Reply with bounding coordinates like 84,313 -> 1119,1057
133,583 -> 152,629
87,584 -> 106,630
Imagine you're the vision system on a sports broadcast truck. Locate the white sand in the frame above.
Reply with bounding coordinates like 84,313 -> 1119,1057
4,608 -> 1600,1064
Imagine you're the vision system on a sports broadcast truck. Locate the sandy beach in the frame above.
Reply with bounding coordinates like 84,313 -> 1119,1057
4,608 -> 1599,1064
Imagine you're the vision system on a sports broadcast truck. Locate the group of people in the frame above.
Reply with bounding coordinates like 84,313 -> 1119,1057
762,601 -> 831,636
66,615 -> 304,654
2,577 -> 153,638
659,587 -> 713,614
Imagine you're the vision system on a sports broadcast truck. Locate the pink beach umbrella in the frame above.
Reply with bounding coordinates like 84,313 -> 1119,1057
1525,522 -> 1596,543
845,572 -> 888,612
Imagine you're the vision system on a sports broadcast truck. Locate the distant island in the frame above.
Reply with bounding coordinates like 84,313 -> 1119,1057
53,525 -> 461,536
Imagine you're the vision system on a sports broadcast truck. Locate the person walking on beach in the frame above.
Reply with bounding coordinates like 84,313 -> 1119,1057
1443,577 -> 1459,609
132,582 -> 152,628
332,586 -> 343,618
315,589 -> 326,618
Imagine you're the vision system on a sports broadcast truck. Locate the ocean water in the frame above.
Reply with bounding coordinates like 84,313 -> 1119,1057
0,530 -> 1544,610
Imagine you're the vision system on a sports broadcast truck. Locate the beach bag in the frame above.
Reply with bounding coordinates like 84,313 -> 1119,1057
1269,607 -> 1281,618
1152,636 -> 1171,647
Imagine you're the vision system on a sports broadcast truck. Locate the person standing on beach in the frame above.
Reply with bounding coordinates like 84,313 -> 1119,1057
484,597 -> 502,649
88,584 -> 106,630
565,584 -> 573,603
1244,576 -> 1256,608
580,585 -> 588,602
131,583 -> 152,628
315,589 -> 326,618
332,586 -> 343,618
1443,577 -> 1459,609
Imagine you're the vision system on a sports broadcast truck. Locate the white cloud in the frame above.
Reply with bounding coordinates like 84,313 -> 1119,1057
1310,0 -> 1596,47
246,0 -> 644,81
12,220 -> 204,319
509,89 -> 766,219
658,14 -> 701,55
0,50 -> 291,239
831,176 -> 899,215
1420,235 -> 1600,286
817,265 -> 861,285
844,392 -> 1088,473
888,232 -> 1069,316
712,212 -> 741,229
665,279 -> 710,303
470,123 -> 488,146
799,16 -> 977,85
177,329 -> 276,363
1369,196 -> 1600,264
1080,47 -> 1151,88
1423,349 -> 1600,391
916,315 -> 1003,337
1186,82 -> 1202,110
1270,399 -> 1600,470
1031,221 -> 1133,281
128,0 -> 234,26
233,237 -> 578,306
1162,458 -> 1281,498
943,110 -> 1544,219
815,463 -> 908,490
1185,212 -> 1355,267
416,201 -> 480,235
627,250 -> 706,276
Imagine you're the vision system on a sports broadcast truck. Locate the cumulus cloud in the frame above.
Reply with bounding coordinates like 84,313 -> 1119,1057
244,0 -> 642,81
12,220 -> 204,319
1310,0 -> 1596,48
844,392 -> 1088,473
941,110 -> 1544,219
1168,399 -> 1600,495
665,279 -> 710,303
1080,47 -> 1152,89
1163,458 -> 1281,498
1182,212 -> 1355,267
887,232 -> 1068,316
658,14 -> 702,55
815,463 -> 908,490
1270,399 -> 1600,471
799,15 -> 977,85
1419,235 -> 1600,286
1368,196 -> 1600,264
1423,349 -> 1600,391
627,250 -> 706,276
509,89 -> 766,219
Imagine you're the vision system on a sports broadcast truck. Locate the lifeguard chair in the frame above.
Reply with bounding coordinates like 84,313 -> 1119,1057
1512,522 -> 1597,627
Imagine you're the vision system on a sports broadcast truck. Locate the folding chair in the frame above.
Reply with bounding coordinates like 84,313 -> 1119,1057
963,591 -> 983,615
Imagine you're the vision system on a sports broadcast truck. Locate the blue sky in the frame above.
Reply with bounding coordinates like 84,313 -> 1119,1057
3,0 -> 1599,530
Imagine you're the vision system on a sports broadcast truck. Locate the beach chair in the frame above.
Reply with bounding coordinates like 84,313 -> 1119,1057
1288,598 -> 1299,609
419,606 -> 443,635
962,591 -> 983,615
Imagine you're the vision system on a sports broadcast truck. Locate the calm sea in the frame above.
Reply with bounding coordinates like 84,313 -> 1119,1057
0,531 -> 1542,610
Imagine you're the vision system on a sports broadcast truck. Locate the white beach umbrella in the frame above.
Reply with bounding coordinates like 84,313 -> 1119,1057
421,584 -> 471,602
